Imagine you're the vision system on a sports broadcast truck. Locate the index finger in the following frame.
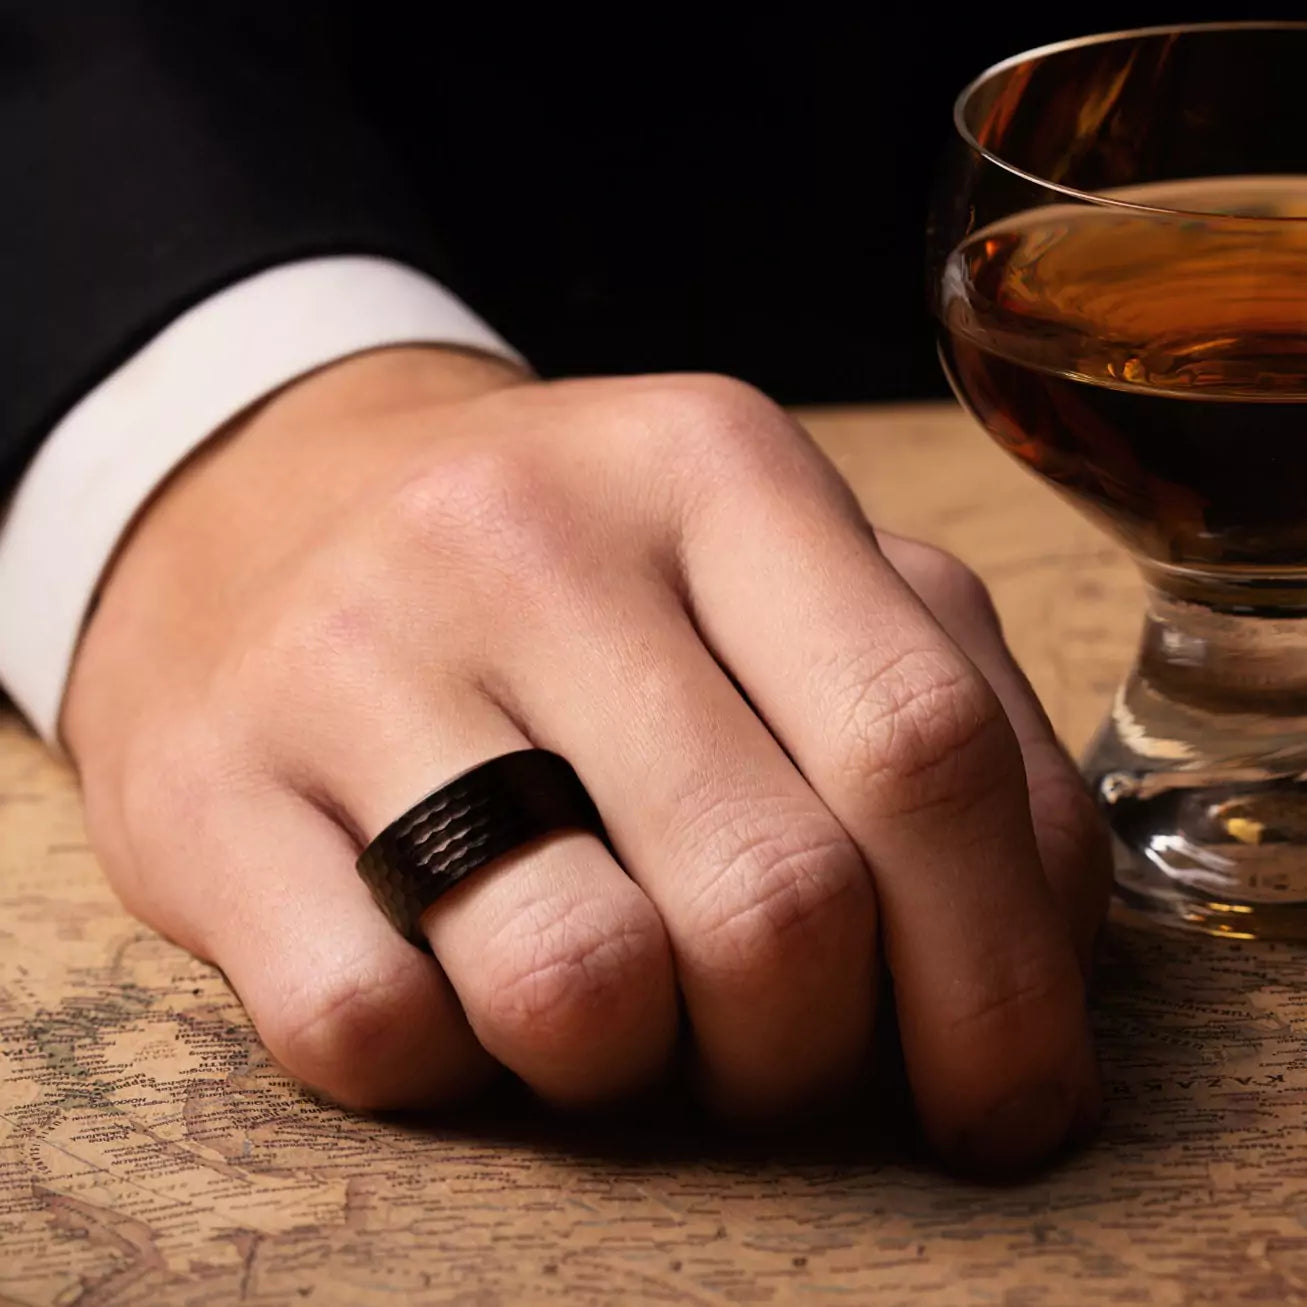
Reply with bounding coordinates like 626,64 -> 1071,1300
667,382 -> 1097,1174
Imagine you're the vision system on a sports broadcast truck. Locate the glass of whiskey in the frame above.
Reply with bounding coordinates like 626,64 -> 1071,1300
930,24 -> 1307,938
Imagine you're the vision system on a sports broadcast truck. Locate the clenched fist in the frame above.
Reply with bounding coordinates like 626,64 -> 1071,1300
62,347 -> 1111,1175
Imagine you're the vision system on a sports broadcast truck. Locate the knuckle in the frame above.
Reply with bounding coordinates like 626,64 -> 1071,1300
268,959 -> 435,1109
389,450 -> 570,569
831,647 -> 1019,818
258,592 -> 389,693
622,374 -> 793,465
482,898 -> 668,1048
599,373 -> 832,532
215,592 -> 399,746
901,542 -> 999,626
684,812 -> 871,980
631,372 -> 782,423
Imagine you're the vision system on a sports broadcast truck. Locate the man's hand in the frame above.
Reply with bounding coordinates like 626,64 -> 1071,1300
62,347 -> 1111,1174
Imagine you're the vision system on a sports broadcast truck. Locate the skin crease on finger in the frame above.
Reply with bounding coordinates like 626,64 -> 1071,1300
60,345 -> 1108,1176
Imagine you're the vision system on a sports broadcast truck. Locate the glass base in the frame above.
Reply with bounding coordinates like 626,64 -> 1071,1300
1084,595 -> 1307,941
1107,835 -> 1307,941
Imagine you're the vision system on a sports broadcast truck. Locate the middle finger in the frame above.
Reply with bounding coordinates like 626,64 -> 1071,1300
494,581 -> 880,1121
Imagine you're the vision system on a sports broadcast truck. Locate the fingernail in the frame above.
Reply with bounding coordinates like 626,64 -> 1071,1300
951,1081 -> 1077,1178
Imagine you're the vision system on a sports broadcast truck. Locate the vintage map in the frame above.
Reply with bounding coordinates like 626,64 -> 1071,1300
4,407 -> 1307,1305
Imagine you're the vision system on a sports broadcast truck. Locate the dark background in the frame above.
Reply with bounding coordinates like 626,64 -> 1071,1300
0,3 -> 1295,494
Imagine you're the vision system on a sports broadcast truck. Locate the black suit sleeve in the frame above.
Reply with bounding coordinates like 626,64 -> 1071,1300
0,1 -> 449,495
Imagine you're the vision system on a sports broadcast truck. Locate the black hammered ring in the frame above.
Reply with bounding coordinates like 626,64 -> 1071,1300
356,749 -> 606,946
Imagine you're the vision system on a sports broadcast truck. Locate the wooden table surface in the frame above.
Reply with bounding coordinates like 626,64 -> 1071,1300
6,402 -> 1307,1306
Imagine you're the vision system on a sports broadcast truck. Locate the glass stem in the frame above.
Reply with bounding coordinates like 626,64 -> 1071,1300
1133,576 -> 1307,722
1083,570 -> 1307,933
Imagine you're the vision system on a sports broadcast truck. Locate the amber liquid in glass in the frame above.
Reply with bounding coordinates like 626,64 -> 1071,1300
939,177 -> 1307,574
940,177 -> 1307,931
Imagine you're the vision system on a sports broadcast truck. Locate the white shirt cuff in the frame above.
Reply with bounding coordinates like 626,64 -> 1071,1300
0,256 -> 524,743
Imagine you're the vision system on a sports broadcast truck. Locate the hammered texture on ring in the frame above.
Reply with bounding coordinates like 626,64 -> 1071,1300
356,748 -> 606,945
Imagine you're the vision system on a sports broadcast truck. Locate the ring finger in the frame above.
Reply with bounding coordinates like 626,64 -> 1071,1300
279,674 -> 681,1109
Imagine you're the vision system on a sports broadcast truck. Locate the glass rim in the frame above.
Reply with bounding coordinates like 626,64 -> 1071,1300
953,20 -> 1307,222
